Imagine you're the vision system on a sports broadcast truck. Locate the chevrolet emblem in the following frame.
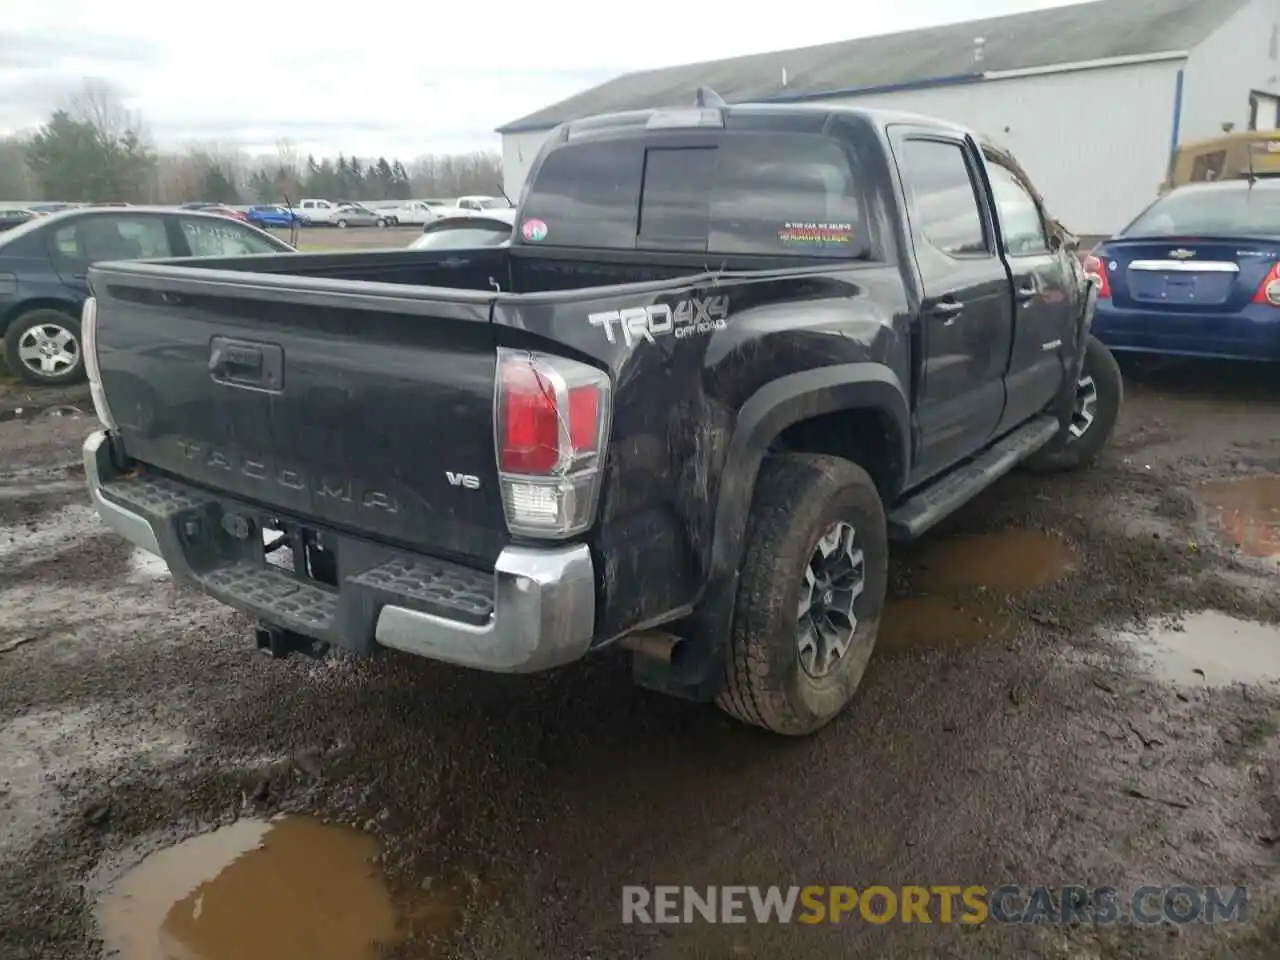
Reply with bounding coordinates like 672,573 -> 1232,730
1169,248 -> 1196,259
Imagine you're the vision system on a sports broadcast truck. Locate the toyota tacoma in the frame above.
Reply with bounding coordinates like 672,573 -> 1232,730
80,94 -> 1118,735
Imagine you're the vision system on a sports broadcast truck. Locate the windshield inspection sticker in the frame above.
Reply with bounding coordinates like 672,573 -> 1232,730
588,296 -> 729,347
521,218 -> 548,242
778,221 -> 854,248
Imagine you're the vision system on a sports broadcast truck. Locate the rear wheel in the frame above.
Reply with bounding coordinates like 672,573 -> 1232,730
1024,334 -> 1123,474
4,308 -> 85,386
717,454 -> 888,736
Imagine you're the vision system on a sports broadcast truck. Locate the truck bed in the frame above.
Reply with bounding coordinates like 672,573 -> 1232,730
84,247 -> 738,569
119,246 -> 709,295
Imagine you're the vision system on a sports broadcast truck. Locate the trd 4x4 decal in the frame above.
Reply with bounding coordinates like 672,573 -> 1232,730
588,296 -> 729,347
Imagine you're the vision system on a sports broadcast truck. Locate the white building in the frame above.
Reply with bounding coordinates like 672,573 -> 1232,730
497,0 -> 1280,238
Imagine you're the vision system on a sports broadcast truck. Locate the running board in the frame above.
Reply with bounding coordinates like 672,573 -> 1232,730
888,415 -> 1060,541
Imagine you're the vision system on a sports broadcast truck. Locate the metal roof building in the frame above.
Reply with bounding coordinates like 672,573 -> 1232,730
497,0 -> 1280,236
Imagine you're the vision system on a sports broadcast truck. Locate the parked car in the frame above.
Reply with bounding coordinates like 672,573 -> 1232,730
1088,178 -> 1280,361
0,207 -> 294,386
0,209 -> 39,233
297,198 -> 339,224
197,204 -> 250,223
453,195 -> 511,213
327,204 -> 390,228
80,95 -> 1117,736
407,209 -> 514,249
359,202 -> 401,225
245,205 -> 304,228
367,200 -> 445,226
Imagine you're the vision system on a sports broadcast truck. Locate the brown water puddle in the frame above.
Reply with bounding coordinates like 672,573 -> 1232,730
1118,611 -> 1280,687
880,529 -> 1076,654
97,815 -> 401,960
1198,475 -> 1280,567
879,594 -> 1015,653
913,528 -> 1079,592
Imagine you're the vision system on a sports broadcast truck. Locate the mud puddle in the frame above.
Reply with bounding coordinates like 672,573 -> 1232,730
879,594 -> 1015,652
1117,610 -> 1280,687
880,529 -> 1076,653
1199,475 -> 1280,568
912,528 -> 1079,591
97,815 -> 401,960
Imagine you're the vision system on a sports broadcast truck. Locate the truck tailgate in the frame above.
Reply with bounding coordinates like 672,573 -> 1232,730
90,264 -> 508,567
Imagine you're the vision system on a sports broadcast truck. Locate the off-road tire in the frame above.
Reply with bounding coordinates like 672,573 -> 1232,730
717,453 -> 888,736
4,308 -> 85,386
1023,334 -> 1123,474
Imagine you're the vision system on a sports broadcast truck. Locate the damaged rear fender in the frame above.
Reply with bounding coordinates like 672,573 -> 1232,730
680,364 -> 909,660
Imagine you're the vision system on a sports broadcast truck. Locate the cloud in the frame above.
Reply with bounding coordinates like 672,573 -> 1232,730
1,0 -> 1081,156
0,28 -> 162,70
0,72 -> 140,132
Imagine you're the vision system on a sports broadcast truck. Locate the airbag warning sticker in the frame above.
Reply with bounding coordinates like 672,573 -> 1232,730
778,222 -> 853,247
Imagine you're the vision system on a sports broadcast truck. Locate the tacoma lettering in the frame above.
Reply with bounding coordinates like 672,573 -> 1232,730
174,439 -> 398,513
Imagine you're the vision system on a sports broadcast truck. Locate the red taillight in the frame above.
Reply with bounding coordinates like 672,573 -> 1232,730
495,350 -> 611,538
1253,262 -> 1280,306
568,386 -> 599,452
1083,254 -> 1112,298
500,361 -> 561,473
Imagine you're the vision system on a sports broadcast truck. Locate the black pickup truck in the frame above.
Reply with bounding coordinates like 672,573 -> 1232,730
81,96 -> 1117,736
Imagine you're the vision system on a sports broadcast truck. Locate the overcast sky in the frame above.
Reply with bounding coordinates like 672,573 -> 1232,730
1,0 -> 1079,160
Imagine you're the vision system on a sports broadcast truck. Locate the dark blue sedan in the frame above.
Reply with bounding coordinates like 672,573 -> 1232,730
1089,179 -> 1280,362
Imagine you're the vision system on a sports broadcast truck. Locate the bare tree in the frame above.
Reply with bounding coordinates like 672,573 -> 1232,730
67,78 -> 147,145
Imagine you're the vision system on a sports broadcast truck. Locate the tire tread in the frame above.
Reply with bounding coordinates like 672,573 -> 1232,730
717,453 -> 884,735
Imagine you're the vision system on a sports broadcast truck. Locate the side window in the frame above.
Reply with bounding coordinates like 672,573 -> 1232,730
985,164 -> 1050,256
519,141 -> 645,248
49,215 -> 172,265
116,218 -> 172,258
898,139 -> 989,257
180,218 -> 281,256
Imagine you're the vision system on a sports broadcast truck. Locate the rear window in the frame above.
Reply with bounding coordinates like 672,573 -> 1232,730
519,133 -> 867,257
1124,185 -> 1280,237
409,223 -> 512,249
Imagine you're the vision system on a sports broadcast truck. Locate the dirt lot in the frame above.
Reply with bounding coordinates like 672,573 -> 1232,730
1,358 -> 1278,960
262,225 -> 423,252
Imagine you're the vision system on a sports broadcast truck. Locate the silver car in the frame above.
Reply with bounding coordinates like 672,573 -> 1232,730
327,204 -> 389,228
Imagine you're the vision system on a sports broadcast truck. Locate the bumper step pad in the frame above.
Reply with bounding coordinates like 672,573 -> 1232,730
200,562 -> 338,633
350,556 -> 494,625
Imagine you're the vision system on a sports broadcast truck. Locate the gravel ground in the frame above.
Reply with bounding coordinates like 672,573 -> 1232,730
0,357 -> 1278,959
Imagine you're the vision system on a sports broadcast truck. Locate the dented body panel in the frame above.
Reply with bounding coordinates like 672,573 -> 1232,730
491,263 -> 911,641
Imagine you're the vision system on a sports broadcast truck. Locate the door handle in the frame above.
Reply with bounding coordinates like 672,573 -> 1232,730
929,299 -> 964,325
1016,282 -> 1039,303
208,336 -> 284,391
